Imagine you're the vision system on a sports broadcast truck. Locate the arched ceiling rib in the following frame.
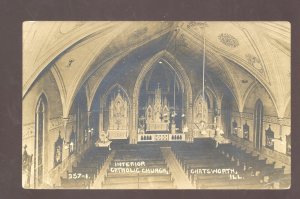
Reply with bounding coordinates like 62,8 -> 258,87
23,21 -> 290,118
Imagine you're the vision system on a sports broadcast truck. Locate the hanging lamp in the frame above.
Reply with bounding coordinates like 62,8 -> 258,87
200,23 -> 207,135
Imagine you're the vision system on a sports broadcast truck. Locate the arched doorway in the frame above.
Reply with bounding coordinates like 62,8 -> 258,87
34,94 -> 47,187
254,99 -> 263,149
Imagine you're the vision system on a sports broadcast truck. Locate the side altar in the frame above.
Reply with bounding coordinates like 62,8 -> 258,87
107,90 -> 129,139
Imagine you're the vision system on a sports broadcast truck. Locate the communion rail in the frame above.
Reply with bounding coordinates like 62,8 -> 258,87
137,133 -> 186,142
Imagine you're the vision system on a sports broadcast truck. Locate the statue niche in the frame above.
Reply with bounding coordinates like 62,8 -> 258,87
145,85 -> 170,132
107,89 -> 129,139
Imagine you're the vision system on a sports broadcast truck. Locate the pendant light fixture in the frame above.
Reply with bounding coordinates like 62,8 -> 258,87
200,23 -> 207,134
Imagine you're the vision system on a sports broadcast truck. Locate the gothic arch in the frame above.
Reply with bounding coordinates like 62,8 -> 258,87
132,50 -> 193,143
50,65 -> 67,112
254,99 -> 264,149
34,93 -> 49,187
101,83 -> 131,109
283,97 -> 291,118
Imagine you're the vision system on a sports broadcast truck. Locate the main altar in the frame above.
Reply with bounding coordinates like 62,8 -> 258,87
145,85 -> 171,132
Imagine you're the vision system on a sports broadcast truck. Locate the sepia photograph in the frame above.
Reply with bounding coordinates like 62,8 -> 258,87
22,21 -> 291,189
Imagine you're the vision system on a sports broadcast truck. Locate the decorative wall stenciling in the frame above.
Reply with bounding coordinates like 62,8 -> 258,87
23,123 -> 35,139
49,117 -> 64,131
263,115 -> 279,124
218,33 -> 239,48
282,118 -> 291,126
241,112 -> 254,120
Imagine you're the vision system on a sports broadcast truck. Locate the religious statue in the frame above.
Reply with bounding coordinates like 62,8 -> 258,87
54,132 -> 63,167
243,121 -> 249,140
22,145 -> 33,188
69,129 -> 76,155
265,125 -> 274,150
84,129 -> 88,143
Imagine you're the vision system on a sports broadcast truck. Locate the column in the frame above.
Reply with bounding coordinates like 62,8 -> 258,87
239,112 -> 243,138
277,118 -> 284,139
87,110 -> 92,145
130,102 -> 138,144
62,117 -> 70,152
186,102 -> 193,143
99,107 -> 103,140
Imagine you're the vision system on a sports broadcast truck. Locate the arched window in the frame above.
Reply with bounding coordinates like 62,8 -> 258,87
254,100 -> 263,149
34,94 -> 47,187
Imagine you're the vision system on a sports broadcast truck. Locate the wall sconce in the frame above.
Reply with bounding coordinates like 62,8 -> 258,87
234,126 -> 242,133
171,111 -> 177,118
88,128 -> 94,135
63,140 -> 70,149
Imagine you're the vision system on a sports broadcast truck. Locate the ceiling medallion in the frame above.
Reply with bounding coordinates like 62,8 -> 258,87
187,21 -> 208,29
245,53 -> 261,66
218,33 -> 239,48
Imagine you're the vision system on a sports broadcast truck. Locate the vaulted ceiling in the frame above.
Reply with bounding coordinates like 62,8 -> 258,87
23,21 -> 290,118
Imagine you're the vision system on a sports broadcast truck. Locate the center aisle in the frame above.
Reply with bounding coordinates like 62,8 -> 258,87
91,150 -> 116,189
160,147 -> 195,189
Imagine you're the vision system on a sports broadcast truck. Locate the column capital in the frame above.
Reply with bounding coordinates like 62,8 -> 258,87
277,117 -> 285,125
62,117 -> 70,126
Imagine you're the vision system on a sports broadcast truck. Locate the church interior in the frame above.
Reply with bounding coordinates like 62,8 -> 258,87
22,21 -> 291,189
